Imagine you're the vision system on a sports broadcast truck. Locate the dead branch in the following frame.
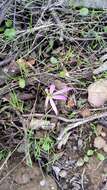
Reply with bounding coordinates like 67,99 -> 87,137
57,111 -> 107,148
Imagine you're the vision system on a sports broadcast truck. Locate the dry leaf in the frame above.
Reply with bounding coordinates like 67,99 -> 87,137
17,58 -> 27,65
26,58 -> 35,65
67,95 -> 76,109
17,58 -> 35,67
79,107 -> 91,118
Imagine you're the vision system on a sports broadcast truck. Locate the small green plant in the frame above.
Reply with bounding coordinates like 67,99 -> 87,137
104,26 -> 107,33
83,148 -> 105,164
5,19 -> 13,28
50,56 -> 58,65
25,129 -> 34,167
83,149 -> 94,163
0,19 -> 13,33
91,123 -> 98,136
64,47 -> 74,62
46,39 -> 54,53
96,152 -> 105,161
68,112 -> 77,119
16,59 -> 29,88
87,149 -> 94,156
9,91 -> 24,112
93,71 -> 107,81
1,18 -> 16,40
26,130 -> 55,162
29,14 -> 33,30
18,78 -> 26,89
34,135 -> 55,160
0,27 -> 4,32
17,59 -> 28,77
59,70 -> 66,78
4,28 -> 16,40
79,7 -> 89,16
0,150 -> 8,161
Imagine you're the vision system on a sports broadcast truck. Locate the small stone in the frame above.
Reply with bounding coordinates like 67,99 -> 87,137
101,132 -> 106,137
103,166 -> 107,173
52,166 -> 60,179
17,143 -> 25,153
78,139 -> 83,149
103,144 -> 107,153
40,179 -> 46,186
96,125 -> 103,136
88,79 -> 107,107
94,136 -> 106,149
76,158 -> 84,167
63,184 -> 68,189
73,146 -> 77,151
59,170 -> 67,178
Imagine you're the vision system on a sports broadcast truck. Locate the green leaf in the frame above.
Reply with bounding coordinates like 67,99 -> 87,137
79,8 -> 89,16
97,153 -> 105,161
87,149 -> 94,156
42,143 -> 50,152
4,28 -> 16,40
84,156 -> 89,162
0,27 -> 4,32
104,26 -> 107,33
49,39 -> 54,48
46,39 -> 54,53
50,57 -> 58,64
19,78 -> 26,88
5,19 -> 12,28
59,71 -> 66,78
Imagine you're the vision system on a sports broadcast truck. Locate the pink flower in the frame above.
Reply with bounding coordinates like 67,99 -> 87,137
45,84 -> 71,115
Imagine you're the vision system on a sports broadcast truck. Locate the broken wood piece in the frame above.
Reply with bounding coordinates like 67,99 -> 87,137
30,118 -> 56,130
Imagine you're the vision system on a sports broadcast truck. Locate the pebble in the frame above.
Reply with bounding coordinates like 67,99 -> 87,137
59,170 -> 67,178
76,158 -> 84,167
78,139 -> 83,149
101,132 -> 106,137
40,179 -> 46,186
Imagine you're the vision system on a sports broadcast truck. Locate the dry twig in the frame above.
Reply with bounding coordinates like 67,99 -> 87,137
57,111 -> 107,148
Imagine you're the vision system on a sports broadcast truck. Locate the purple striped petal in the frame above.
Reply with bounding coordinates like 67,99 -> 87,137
50,84 -> 55,94
53,87 -> 71,95
50,98 -> 58,115
53,95 -> 67,101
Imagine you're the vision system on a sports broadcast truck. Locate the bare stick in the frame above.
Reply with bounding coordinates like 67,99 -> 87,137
23,113 -> 81,123
16,23 -> 54,36
0,0 -> 13,24
0,56 -> 13,66
57,111 -> 107,142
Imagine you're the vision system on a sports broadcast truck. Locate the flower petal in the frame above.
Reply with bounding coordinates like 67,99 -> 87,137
53,87 -> 71,95
50,98 -> 58,115
50,84 -> 55,94
53,95 -> 67,101
45,96 -> 49,110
